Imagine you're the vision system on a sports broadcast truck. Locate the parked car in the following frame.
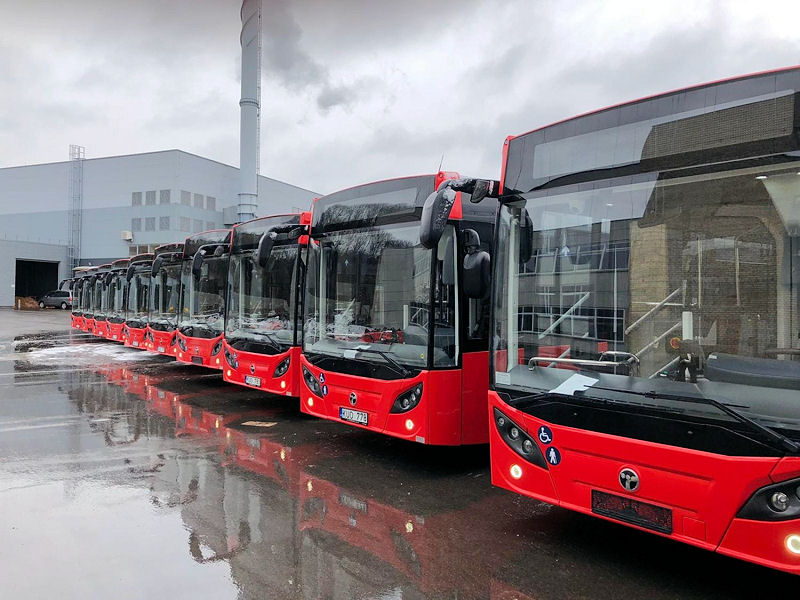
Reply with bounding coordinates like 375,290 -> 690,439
38,290 -> 72,309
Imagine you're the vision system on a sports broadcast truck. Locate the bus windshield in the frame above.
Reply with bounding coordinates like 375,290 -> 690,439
494,161 -> 800,433
149,263 -> 181,331
94,278 -> 106,318
108,275 -> 127,322
304,223 -> 458,369
126,270 -> 150,326
226,245 -> 299,353
81,279 -> 93,315
178,254 -> 227,337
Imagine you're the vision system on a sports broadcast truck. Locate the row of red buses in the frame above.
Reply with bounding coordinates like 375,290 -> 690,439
66,66 -> 800,576
446,66 -> 800,575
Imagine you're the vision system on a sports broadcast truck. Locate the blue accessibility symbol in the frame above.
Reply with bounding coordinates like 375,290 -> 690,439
546,446 -> 561,466
318,372 -> 325,383
322,385 -> 329,396
538,425 -> 553,445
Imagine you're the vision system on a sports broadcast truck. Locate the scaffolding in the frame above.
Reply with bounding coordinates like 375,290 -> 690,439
68,145 -> 85,269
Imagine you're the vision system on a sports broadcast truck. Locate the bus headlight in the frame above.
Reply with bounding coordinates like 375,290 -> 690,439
211,340 -> 223,356
273,356 -> 291,378
738,477 -> 800,520
390,383 -> 423,413
493,408 -> 547,469
224,347 -> 238,369
302,366 -> 322,396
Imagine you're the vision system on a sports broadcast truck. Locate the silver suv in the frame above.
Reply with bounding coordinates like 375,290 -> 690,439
38,290 -> 72,310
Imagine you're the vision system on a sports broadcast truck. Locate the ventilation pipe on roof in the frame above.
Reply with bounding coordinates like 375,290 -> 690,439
238,0 -> 261,223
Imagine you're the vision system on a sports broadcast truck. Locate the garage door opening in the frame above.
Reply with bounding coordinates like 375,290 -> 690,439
15,260 -> 59,299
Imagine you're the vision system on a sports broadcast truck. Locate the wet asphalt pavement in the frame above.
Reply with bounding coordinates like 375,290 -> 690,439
0,312 -> 796,598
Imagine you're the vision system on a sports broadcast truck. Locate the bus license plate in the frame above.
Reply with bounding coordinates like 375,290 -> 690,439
245,375 -> 261,387
191,356 -> 203,365
157,346 -> 165,353
340,407 -> 368,425
112,334 -> 118,340
591,490 -> 673,534
132,341 -> 139,347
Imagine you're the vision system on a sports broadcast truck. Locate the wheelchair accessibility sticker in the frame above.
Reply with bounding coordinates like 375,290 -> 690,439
538,425 -> 553,445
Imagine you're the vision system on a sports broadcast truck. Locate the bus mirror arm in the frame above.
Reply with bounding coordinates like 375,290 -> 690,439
151,256 -> 164,278
256,231 -> 277,268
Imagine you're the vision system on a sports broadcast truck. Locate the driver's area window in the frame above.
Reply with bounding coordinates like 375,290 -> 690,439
433,226 -> 458,366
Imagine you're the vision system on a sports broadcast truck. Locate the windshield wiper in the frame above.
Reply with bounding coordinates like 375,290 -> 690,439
233,329 -> 283,353
581,384 -> 800,454
351,347 -> 412,378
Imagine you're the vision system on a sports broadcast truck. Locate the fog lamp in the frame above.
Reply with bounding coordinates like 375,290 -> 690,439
510,464 -> 523,479
771,491 -> 790,512
405,419 -> 414,431
226,370 -> 232,377
786,535 -> 800,555
308,397 -> 314,407
215,358 -> 220,365
280,381 -> 286,389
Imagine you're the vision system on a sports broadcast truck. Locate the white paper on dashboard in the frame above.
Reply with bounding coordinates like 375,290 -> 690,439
549,373 -> 599,396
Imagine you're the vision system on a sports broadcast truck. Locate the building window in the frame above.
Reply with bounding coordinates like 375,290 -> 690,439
132,192 -> 142,206
145,217 -> 155,231
131,218 -> 142,232
137,245 -> 150,254
181,190 -> 191,205
206,221 -> 216,231
192,219 -> 203,233
129,246 -> 138,256
179,216 -> 191,232
206,197 -> 216,211
159,216 -> 171,231
193,193 -> 204,209
160,190 -> 171,204
145,191 -> 156,205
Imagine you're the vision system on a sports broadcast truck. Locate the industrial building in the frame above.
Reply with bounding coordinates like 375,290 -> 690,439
0,148 -> 319,306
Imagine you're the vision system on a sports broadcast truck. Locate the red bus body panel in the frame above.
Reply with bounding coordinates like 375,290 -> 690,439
222,342 -> 301,398
93,319 -> 110,339
146,327 -> 177,356
299,351 -> 489,445
71,315 -> 85,330
175,332 -> 224,370
82,318 -> 95,334
107,321 -> 125,343
488,391 -> 800,575
123,326 -> 147,349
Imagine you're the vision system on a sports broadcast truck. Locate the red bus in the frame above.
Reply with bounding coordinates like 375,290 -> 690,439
466,67 -> 800,574
89,264 -> 112,338
69,266 -> 95,331
175,230 -> 232,368
105,258 -> 130,342
122,253 -> 153,349
223,212 -> 311,396
145,242 -> 184,354
301,173 -> 495,444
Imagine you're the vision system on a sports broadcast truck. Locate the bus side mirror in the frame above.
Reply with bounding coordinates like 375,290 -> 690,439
192,249 -> 206,279
151,256 -> 163,278
256,231 -> 277,268
103,271 -> 114,285
420,186 -> 457,249
520,209 -> 534,264
126,265 -> 136,282
469,179 -> 499,204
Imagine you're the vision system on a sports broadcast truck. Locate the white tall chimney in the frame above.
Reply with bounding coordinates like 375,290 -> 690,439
238,0 -> 261,223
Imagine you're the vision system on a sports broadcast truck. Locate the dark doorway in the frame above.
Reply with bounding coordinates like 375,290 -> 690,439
15,260 -> 59,298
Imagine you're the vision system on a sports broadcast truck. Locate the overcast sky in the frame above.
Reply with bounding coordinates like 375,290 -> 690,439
1,0 -> 799,194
